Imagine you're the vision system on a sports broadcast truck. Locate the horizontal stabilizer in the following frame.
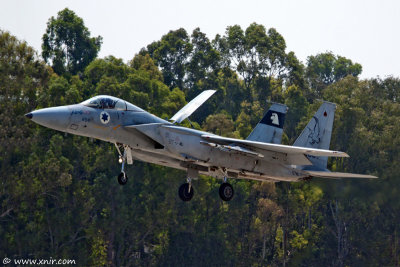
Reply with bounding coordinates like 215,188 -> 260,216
304,171 -> 378,179
170,90 -> 216,123
201,135 -> 349,158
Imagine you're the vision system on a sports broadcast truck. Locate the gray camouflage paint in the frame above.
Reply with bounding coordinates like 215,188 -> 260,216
26,95 -> 376,182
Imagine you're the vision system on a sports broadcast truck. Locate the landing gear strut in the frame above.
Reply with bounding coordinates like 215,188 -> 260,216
219,177 -> 234,201
115,143 -> 133,185
178,169 -> 197,201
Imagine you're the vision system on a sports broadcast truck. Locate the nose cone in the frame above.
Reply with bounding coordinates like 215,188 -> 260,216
27,106 -> 71,131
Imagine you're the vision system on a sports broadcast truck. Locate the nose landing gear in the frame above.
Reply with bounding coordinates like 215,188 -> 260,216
118,171 -> 128,185
115,143 -> 133,185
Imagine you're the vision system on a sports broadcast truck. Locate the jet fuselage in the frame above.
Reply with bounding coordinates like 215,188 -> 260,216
28,102 -> 304,182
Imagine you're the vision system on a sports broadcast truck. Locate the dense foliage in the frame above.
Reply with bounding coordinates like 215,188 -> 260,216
1,10 -> 399,266
42,8 -> 103,76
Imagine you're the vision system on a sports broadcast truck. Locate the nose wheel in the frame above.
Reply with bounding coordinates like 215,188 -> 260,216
118,172 -> 128,185
115,143 -> 133,186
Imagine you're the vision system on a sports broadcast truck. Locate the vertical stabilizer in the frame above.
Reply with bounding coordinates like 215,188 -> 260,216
246,103 -> 288,144
293,102 -> 336,169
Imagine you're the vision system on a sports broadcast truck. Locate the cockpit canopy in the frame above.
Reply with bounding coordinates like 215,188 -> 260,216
81,95 -> 144,112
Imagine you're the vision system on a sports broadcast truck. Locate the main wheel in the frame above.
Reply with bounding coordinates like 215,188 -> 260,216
219,183 -> 234,201
118,172 -> 128,185
178,183 -> 194,201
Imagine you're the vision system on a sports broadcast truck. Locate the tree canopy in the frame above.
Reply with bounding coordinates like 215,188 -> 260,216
42,8 -> 102,75
1,13 -> 399,266
306,52 -> 362,97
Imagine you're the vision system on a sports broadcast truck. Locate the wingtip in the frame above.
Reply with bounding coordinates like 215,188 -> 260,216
331,151 -> 350,157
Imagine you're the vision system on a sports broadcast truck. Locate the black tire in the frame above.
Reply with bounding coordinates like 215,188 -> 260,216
118,172 -> 128,185
219,183 -> 234,201
178,183 -> 194,201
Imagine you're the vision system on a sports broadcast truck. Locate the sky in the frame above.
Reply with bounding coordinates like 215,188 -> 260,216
1,0 -> 399,79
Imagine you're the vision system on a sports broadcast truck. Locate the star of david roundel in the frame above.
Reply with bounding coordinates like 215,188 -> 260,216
100,111 -> 110,124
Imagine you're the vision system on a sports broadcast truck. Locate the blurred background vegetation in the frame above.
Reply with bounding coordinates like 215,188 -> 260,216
0,8 -> 399,266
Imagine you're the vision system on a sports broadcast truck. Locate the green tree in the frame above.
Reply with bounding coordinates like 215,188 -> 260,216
42,8 -> 102,75
203,113 -> 236,137
216,23 -> 289,96
144,28 -> 192,89
306,52 -> 362,96
186,28 -> 221,99
3,23 -> 400,267
284,85 -> 309,141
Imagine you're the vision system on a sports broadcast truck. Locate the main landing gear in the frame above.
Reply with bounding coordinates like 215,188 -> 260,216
178,171 -> 234,202
178,178 -> 194,201
219,179 -> 234,201
115,143 -> 133,185
179,169 -> 196,201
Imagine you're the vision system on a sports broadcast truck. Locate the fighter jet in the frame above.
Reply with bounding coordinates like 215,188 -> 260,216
25,90 -> 377,201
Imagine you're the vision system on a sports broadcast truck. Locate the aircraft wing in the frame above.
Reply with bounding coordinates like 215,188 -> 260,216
170,90 -> 216,123
201,135 -> 349,158
200,141 -> 265,158
303,170 -> 378,179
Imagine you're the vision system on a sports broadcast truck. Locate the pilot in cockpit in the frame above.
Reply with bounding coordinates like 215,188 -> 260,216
99,97 -> 115,109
